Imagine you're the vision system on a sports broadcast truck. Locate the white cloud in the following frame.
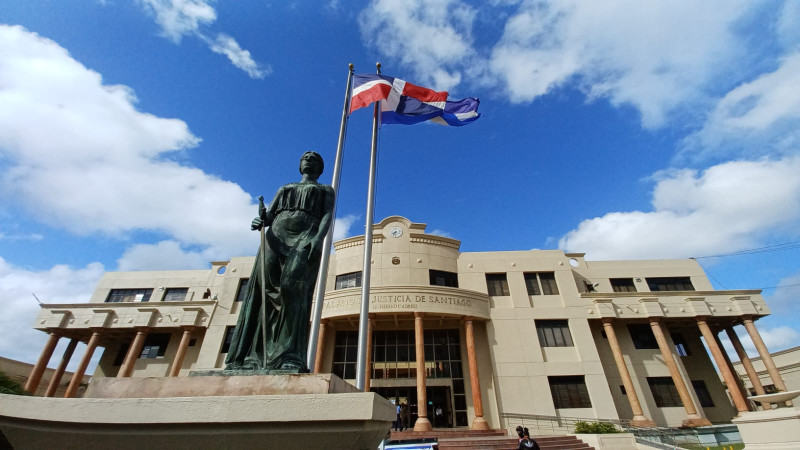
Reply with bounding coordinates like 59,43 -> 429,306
117,240 -> 212,271
429,229 -> 453,238
0,25 -> 256,264
359,0 -> 476,91
559,157 -> 800,260
489,1 -> 751,127
136,0 -> 266,79
777,1 -> 800,49
333,214 -> 358,242
0,232 -> 43,242
0,256 -> 104,367
719,326 -> 800,360
682,52 -> 800,161
138,0 -> 216,43
203,33 -> 270,79
766,271 -> 800,312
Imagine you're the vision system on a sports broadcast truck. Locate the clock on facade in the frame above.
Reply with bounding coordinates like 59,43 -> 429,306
389,226 -> 403,238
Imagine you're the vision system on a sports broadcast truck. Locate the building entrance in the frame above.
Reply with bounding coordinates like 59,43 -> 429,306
372,385 -> 455,428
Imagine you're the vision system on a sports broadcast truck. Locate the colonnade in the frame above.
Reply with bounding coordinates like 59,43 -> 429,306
602,315 -> 786,428
312,313 -> 489,430
24,326 -> 196,398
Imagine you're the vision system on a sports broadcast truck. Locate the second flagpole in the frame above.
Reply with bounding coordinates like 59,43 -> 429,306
355,62 -> 381,391
306,64 -> 354,371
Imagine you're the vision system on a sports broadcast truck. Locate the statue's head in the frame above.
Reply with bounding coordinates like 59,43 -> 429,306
299,151 -> 324,179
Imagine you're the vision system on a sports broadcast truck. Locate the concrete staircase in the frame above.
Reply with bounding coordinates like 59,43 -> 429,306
388,429 -> 595,450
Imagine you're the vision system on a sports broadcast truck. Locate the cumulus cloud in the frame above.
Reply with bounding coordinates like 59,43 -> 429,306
358,1 -> 757,128
359,0 -> 477,91
489,1 -> 751,127
682,52 -> 800,161
0,232 -> 43,242
202,33 -> 270,79
136,0 -> 267,79
138,0 -> 216,43
559,157 -> 800,260
429,229 -> 453,238
0,256 -> 104,367
333,214 -> 359,242
117,240 -> 213,271
719,325 -> 800,360
0,25 -> 256,265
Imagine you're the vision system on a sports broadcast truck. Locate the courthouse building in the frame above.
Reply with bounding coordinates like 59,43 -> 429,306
25,216 -> 787,430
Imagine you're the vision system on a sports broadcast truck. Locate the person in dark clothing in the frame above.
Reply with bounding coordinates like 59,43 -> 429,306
400,403 -> 410,431
515,426 -> 524,441
517,428 -> 539,450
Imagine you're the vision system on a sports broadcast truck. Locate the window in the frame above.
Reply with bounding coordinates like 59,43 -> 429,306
220,326 -> 235,353
611,278 -> 637,292
628,324 -> 659,349
332,330 -> 358,379
485,273 -> 510,296
524,272 -> 559,295
335,272 -> 362,290
113,344 -> 129,366
536,320 -> 574,347
163,288 -> 188,302
648,377 -> 683,407
672,332 -> 690,356
692,380 -> 714,407
429,270 -> 458,288
646,277 -> 694,291
140,334 -> 170,359
105,288 -> 153,303
549,376 -> 592,409
235,279 -> 249,302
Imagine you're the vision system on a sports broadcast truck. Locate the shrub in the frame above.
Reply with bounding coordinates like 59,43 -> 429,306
574,421 -> 620,434
0,371 -> 30,396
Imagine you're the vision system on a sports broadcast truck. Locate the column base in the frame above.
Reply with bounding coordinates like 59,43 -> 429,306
470,416 -> 490,430
629,417 -> 656,428
413,417 -> 432,432
681,416 -> 712,427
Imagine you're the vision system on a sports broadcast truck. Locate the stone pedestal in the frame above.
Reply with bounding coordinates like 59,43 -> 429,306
732,391 -> 800,449
0,374 -> 395,450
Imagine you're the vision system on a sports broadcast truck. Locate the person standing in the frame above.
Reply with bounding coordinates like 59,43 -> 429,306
400,403 -> 410,431
395,403 -> 402,432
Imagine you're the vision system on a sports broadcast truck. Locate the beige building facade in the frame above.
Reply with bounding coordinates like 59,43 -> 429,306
24,216 -> 787,430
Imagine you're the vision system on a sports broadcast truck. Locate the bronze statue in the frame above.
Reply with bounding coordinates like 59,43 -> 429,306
225,152 -> 334,372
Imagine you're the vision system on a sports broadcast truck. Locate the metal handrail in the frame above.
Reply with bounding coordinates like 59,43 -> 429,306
499,412 -> 706,448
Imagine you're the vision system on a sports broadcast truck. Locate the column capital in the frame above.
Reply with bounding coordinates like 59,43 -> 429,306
414,312 -> 424,319
461,315 -> 475,323
601,317 -> 615,325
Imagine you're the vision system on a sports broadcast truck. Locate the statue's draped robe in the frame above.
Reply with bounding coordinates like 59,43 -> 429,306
225,181 -> 334,371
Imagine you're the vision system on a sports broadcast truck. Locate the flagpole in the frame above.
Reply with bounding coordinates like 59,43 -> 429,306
356,62 -> 381,391
307,63 -> 355,371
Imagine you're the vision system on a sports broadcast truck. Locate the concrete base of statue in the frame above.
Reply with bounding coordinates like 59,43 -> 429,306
0,374 -> 395,450
731,391 -> 800,449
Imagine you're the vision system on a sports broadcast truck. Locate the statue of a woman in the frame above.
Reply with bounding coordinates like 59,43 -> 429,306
225,152 -> 334,372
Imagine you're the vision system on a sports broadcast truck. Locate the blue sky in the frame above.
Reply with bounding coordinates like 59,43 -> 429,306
1,1 -> 799,371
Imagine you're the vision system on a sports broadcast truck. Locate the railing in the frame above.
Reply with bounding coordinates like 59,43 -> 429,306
498,413 -> 737,449
500,412 -> 626,436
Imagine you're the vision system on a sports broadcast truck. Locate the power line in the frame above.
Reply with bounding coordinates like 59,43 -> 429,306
692,240 -> 800,259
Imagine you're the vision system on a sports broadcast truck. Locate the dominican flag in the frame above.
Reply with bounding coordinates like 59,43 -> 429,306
351,74 -> 480,126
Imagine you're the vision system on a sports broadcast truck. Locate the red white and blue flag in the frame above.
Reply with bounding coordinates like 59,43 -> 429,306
350,74 -> 480,126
